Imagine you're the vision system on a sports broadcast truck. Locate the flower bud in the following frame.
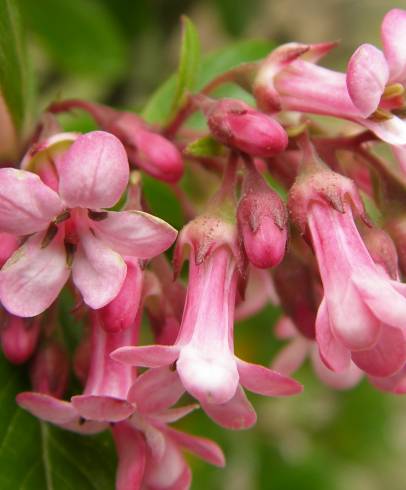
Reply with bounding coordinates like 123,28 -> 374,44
386,215 -> 406,276
1,315 -> 40,364
30,340 -> 69,398
49,100 -> 184,183
237,166 -> 287,268
98,259 -> 143,333
361,226 -> 399,279
196,96 -> 288,157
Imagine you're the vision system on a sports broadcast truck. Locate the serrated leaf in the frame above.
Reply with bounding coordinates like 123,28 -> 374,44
170,16 -> 201,117
0,0 -> 31,139
185,135 -> 225,158
142,39 -> 275,125
19,0 -> 127,79
0,352 -> 116,489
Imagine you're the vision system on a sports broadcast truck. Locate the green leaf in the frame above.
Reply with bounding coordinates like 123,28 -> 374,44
0,352 -> 116,489
170,16 -> 201,117
185,135 -> 225,158
19,0 -> 127,79
0,0 -> 31,133
142,39 -> 275,125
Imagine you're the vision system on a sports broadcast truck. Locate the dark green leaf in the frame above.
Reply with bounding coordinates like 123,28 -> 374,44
19,0 -> 127,79
170,16 -> 201,117
0,0 -> 31,133
0,352 -> 116,489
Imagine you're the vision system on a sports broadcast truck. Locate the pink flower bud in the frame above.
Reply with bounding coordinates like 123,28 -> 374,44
197,96 -> 288,157
1,315 -> 40,364
386,215 -> 406,276
237,166 -> 287,268
49,100 -> 184,183
362,226 -> 400,279
30,340 -> 69,398
98,259 -> 143,333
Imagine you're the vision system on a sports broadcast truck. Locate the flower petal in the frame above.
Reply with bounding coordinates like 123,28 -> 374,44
127,367 -> 184,413
58,131 -> 129,209
237,358 -> 303,396
154,405 -> 199,424
166,427 -> 225,467
272,337 -> 309,375
0,232 -> 69,317
110,345 -> 179,367
71,395 -> 135,422
362,115 -> 406,145
200,387 -> 257,430
16,392 -> 76,425
112,423 -> 146,490
346,44 -> 389,117
72,228 -> 127,309
351,325 -> 406,377
92,210 -> 177,258
381,8 -> 406,83
316,298 -> 351,372
0,168 -> 63,235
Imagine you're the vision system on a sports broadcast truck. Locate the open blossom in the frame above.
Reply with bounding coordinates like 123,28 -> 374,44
0,131 -> 177,317
253,34 -> 406,145
112,213 -> 302,429
288,142 -> 406,377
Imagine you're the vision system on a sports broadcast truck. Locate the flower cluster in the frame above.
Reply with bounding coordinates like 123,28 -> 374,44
1,8 -> 406,489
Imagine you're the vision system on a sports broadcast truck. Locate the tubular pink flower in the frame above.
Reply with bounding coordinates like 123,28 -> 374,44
1,315 -> 40,365
112,214 -> 302,429
0,131 -> 177,317
289,154 -> 406,377
254,39 -> 406,145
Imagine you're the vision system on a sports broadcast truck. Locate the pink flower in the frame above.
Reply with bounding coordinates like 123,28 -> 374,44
112,214 -> 302,429
272,316 -> 363,390
0,131 -> 177,317
288,148 -> 406,377
254,39 -> 406,145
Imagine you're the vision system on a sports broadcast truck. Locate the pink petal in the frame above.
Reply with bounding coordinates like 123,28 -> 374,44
166,427 -> 225,467
58,131 -> 129,209
316,299 -> 351,372
237,358 -> 303,396
112,423 -> 146,490
92,210 -> 177,259
310,347 -> 363,390
201,387 -> 257,430
351,325 -> 406,377
111,345 -> 179,367
72,228 -> 127,309
362,115 -> 406,145
0,232 -> 70,317
274,316 -> 297,339
352,270 -> 406,330
154,405 -> 199,424
127,367 -> 184,413
71,395 -> 136,422
0,168 -> 63,235
16,392 -> 77,425
381,9 -> 406,82
271,337 -> 309,375
346,44 -> 389,117
62,419 -> 108,434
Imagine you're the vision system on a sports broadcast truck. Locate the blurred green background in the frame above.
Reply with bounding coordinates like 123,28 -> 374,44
6,0 -> 406,489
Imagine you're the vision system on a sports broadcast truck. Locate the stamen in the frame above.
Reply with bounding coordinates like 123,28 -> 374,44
65,242 -> 77,267
383,83 -> 404,99
41,223 -> 58,248
88,210 -> 108,221
368,108 -> 393,121
54,210 -> 71,224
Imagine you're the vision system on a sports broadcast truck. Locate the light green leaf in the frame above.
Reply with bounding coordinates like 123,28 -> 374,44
142,39 -> 275,125
170,16 -> 201,117
185,135 -> 226,158
19,0 -> 127,80
0,0 -> 31,134
0,353 -> 116,489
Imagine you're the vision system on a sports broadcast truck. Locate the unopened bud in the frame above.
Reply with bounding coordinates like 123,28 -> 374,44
196,96 -> 288,157
49,100 -> 184,183
237,166 -> 287,268
98,259 -> 143,333
362,226 -> 399,279
1,315 -> 40,364
30,340 -> 69,398
386,215 -> 406,276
